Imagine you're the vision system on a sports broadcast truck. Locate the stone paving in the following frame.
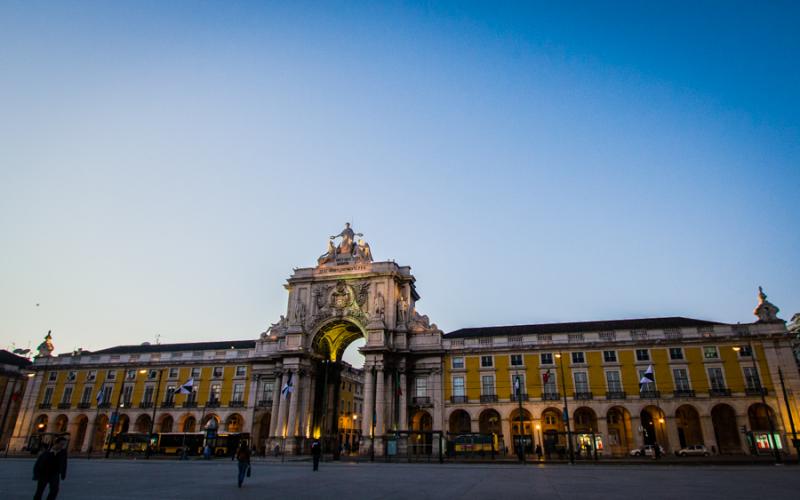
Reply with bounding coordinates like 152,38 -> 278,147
1,457 -> 799,499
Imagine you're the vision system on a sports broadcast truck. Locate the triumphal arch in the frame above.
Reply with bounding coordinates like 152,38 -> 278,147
252,223 -> 445,456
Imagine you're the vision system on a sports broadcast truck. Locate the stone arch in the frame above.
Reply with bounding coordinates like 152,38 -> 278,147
70,415 -> 89,451
310,317 -> 367,362
606,406 -> 633,456
226,413 -> 244,433
53,414 -> 69,433
411,410 -> 433,455
541,407 -> 565,454
93,414 -> 109,450
573,407 -> 597,433
675,404 -> 703,448
159,414 -> 174,433
116,414 -> 130,434
747,403 -> 776,431
509,408 -> 534,455
640,406 -> 669,449
255,413 -> 271,453
134,414 -> 151,434
478,409 -> 502,436
711,404 -> 741,454
180,414 -> 197,433
448,409 -> 472,435
201,413 -> 220,429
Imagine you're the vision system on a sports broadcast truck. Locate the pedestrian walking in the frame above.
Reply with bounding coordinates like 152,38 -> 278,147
535,444 -> 543,461
311,440 -> 321,471
236,442 -> 251,488
33,436 -> 68,500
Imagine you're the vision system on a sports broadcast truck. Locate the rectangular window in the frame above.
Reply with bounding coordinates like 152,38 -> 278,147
163,386 -> 175,403
191,367 -> 201,379
480,356 -> 493,368
452,357 -> 465,369
708,368 -> 725,390
106,370 -> 116,380
453,376 -> 465,397
743,367 -> 761,389
102,385 -> 113,405
636,349 -> 650,361
43,387 -> 54,404
603,351 -> 617,363
213,366 -> 223,378
210,384 -> 221,402
543,372 -> 557,396
673,368 -> 690,390
67,371 -> 77,382
703,346 -> 719,359
738,345 -> 753,357
262,381 -> 275,402
481,375 -> 495,395
571,352 -> 585,364
232,383 -> 244,402
48,372 -> 57,382
169,368 -> 179,379
61,387 -> 73,404
415,377 -> 427,397
147,370 -> 158,380
235,366 -> 246,377
510,354 -> 523,366
143,386 -> 154,403
122,385 -> 133,405
574,372 -> 588,393
87,370 -> 97,381
126,369 -> 136,381
81,386 -> 92,404
669,348 -> 684,360
187,387 -> 197,403
606,371 -> 622,392
638,369 -> 655,392
540,353 -> 553,365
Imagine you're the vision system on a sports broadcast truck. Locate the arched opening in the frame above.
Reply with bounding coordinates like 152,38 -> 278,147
201,414 -> 220,429
606,407 -> 633,456
255,413 -> 271,454
71,415 -> 89,452
675,405 -> 703,448
510,408 -> 534,456
93,414 -> 109,451
53,414 -> 68,433
411,410 -> 433,455
226,414 -> 243,433
312,318 -> 365,363
640,406 -> 669,450
448,410 -> 472,435
159,414 -> 174,433
541,407 -> 565,457
711,404 -> 741,454
748,403 -> 782,454
115,414 -> 130,434
573,407 -> 599,458
478,409 -> 502,452
134,414 -> 151,434
181,415 -> 197,433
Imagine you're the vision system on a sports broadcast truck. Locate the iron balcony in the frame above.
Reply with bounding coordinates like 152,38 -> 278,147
605,391 -> 626,400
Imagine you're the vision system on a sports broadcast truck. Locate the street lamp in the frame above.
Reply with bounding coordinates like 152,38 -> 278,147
143,368 -> 165,459
732,344 -> 781,464
554,353 -> 575,464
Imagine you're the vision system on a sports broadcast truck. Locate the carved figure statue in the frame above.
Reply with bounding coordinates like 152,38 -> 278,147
36,330 -> 54,358
397,292 -> 408,326
317,239 -> 336,266
293,298 -> 306,325
330,222 -> 363,256
754,286 -> 781,323
374,291 -> 385,318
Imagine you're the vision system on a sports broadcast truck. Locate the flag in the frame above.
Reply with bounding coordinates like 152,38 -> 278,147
177,378 -> 194,395
281,372 -> 294,398
514,376 -> 521,394
96,390 -> 104,405
639,365 -> 655,388
542,369 -> 551,384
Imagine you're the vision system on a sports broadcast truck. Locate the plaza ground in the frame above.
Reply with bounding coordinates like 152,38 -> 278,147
1,457 -> 799,499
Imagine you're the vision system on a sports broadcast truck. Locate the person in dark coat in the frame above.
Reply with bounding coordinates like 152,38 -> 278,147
236,443 -> 251,488
311,440 -> 321,471
33,436 -> 68,500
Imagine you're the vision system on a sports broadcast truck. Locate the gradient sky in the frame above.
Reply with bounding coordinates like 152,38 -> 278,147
1,1 -> 798,368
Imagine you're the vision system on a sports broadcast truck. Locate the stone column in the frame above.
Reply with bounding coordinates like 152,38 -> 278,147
81,416 -> 95,452
398,371 -> 408,430
286,371 -> 302,440
298,370 -> 314,441
432,369 -> 444,432
700,415 -> 717,451
275,371 -> 291,438
631,415 -> 645,448
375,367 -> 385,438
664,416 -> 681,453
736,413 -> 752,454
500,415 -> 512,454
269,372 -> 284,438
596,416 -> 609,455
361,367 -> 375,439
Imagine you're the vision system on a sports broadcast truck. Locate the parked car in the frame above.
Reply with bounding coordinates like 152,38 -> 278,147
676,445 -> 710,457
629,445 -> 665,457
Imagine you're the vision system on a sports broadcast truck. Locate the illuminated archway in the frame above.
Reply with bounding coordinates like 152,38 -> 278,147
311,319 -> 366,362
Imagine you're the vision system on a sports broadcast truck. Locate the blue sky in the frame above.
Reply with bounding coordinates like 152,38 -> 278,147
1,1 -> 798,367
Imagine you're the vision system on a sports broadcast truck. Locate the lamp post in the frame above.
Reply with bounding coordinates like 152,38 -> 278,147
535,423 -> 542,459
514,374 -> 525,463
733,344 -> 781,464
144,368 -> 165,459
777,368 -> 799,463
554,353 -> 574,464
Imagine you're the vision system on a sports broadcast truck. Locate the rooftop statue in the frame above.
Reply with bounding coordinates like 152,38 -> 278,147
317,223 -> 373,266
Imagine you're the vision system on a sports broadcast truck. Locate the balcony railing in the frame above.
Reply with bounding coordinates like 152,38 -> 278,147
673,389 -> 696,398
639,390 -> 661,399
450,395 -> 468,404
746,387 -> 768,396
257,399 -> 273,408
229,400 -> 245,408
573,392 -> 593,400
480,395 -> 498,403
412,396 -> 432,406
709,388 -> 731,397
183,401 -> 198,408
160,401 -> 175,408
58,402 -> 71,409
206,400 -> 220,408
98,402 -> 111,409
542,392 -> 561,401
510,393 -> 529,402
139,401 -> 153,409
39,403 -> 52,409
78,402 -> 91,409
605,391 -> 626,400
